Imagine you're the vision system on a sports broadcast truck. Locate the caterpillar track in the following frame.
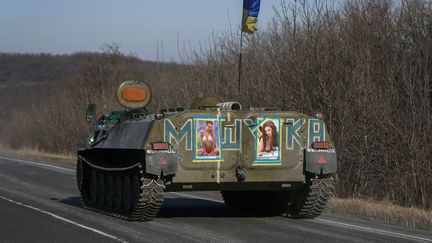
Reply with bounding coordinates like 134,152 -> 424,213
287,177 -> 334,218
77,160 -> 165,221
221,177 -> 334,218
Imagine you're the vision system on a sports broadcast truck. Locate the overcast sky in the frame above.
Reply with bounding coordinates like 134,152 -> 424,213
0,0 -> 282,61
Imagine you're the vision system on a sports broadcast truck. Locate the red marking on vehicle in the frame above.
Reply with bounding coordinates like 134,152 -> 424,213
317,156 -> 327,164
152,142 -> 170,150
159,156 -> 168,166
312,141 -> 329,149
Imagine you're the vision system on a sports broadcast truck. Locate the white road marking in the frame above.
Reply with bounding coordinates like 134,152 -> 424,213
317,219 -> 432,242
169,192 -> 432,242
0,195 -> 128,243
1,155 -> 431,242
0,155 -> 75,173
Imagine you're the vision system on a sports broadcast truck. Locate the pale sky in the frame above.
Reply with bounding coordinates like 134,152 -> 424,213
0,0 -> 283,61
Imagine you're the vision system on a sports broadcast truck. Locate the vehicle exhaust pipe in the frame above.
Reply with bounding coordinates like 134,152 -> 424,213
217,102 -> 242,111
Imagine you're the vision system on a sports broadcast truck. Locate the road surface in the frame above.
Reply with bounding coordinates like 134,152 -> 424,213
0,156 -> 431,243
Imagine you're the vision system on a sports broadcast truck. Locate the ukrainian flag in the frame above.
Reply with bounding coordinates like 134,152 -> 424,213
242,0 -> 261,34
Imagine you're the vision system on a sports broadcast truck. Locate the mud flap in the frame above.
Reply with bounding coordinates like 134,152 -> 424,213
145,149 -> 178,176
305,149 -> 337,175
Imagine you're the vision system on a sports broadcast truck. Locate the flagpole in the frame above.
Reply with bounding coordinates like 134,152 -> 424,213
238,30 -> 244,96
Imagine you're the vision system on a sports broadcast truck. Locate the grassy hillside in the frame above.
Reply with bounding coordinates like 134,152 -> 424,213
0,50 -> 186,151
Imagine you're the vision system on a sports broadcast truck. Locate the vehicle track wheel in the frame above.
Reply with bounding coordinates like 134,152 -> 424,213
286,176 -> 334,219
105,174 -> 114,208
76,160 -> 82,191
97,172 -> 105,205
89,169 -> 97,203
113,175 -> 122,210
131,176 -> 140,210
122,176 -> 131,213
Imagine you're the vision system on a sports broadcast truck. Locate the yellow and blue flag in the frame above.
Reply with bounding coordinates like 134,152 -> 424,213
242,0 -> 261,34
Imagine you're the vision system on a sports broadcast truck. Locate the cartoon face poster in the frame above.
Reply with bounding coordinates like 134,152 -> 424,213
254,117 -> 282,165
193,116 -> 223,162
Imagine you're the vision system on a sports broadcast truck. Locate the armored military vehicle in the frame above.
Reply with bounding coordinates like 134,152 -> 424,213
77,81 -> 336,221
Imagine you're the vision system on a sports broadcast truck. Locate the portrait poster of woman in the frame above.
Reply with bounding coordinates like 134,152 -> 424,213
255,117 -> 282,164
193,116 -> 223,162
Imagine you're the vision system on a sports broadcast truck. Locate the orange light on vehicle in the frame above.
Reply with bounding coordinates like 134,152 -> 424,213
121,87 -> 147,102
117,81 -> 152,109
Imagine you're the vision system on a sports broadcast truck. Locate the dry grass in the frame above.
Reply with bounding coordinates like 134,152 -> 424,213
327,197 -> 432,230
0,144 -> 75,165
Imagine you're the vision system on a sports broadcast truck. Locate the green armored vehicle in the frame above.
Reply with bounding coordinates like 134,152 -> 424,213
77,81 -> 336,221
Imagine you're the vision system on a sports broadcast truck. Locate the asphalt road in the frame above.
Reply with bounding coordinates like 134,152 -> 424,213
0,155 -> 431,243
